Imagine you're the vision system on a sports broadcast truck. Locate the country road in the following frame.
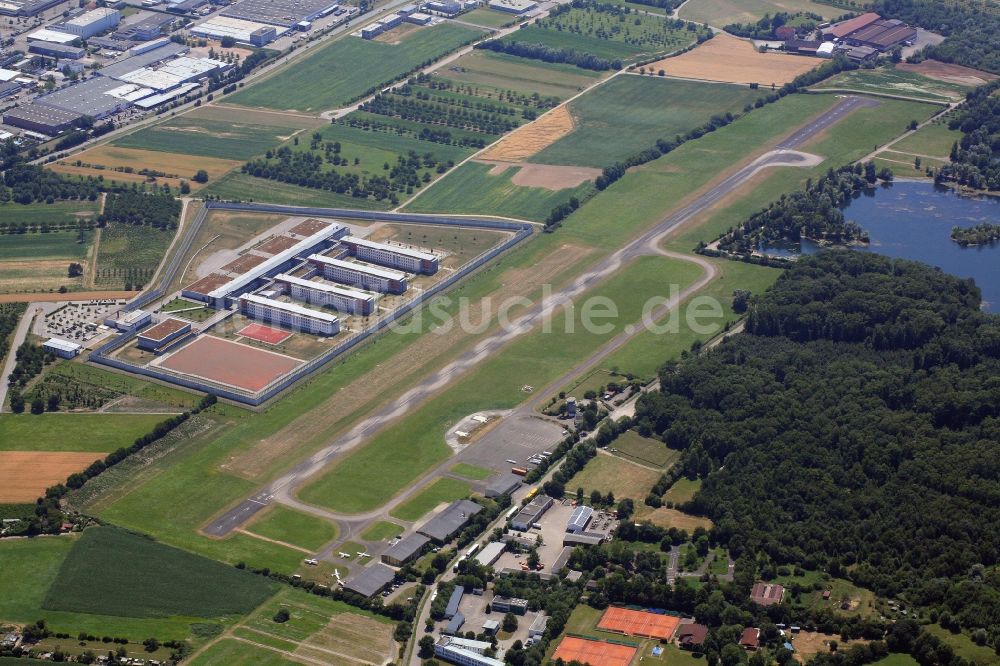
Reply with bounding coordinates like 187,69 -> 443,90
202,95 -> 876,539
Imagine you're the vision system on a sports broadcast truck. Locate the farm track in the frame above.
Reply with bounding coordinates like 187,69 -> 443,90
203,96 -> 872,541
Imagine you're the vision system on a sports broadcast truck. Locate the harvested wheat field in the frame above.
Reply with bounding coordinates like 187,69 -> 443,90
897,60 -> 998,87
52,146 -> 241,190
792,632 -> 869,663
294,613 -> 395,664
479,161 -> 601,190
480,105 -> 575,161
650,33 -> 820,86
0,451 -> 106,502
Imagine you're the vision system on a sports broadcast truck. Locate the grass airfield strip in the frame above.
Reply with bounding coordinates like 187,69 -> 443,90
76,92 -> 901,570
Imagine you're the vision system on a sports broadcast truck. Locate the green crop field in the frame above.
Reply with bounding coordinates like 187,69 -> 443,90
0,230 -> 91,261
532,76 -> 764,167
0,413 -> 168,452
298,254 -> 701,513
94,223 -> 174,289
247,505 -> 337,552
450,462 -> 492,480
188,639 -> 301,666
404,161 -> 594,221
43,526 -> 277,618
438,51 -> 605,99
463,7 -> 518,27
228,24 -> 484,112
113,117 -> 309,160
500,5 -> 698,62
323,122 -> 474,166
361,521 -> 404,541
679,0 -> 840,27
200,172 -> 393,209
812,66 -> 972,103
0,200 -> 99,225
389,477 -> 472,521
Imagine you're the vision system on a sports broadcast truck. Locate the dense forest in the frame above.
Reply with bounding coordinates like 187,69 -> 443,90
951,223 -> 1000,247
1,164 -> 100,204
710,164 -> 889,256
632,252 -> 1000,637
935,81 -> 1000,191
873,0 -> 1000,74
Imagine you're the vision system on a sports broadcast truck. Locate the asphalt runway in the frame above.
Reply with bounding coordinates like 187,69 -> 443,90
203,95 -> 875,539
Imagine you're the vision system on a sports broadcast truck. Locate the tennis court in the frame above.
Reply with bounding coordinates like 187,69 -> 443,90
238,322 -> 293,345
597,607 -> 681,640
553,637 -> 637,666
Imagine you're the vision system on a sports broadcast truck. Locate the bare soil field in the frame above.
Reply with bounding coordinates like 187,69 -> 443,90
296,614 -> 395,664
0,290 -> 138,303
792,631 -> 869,663
510,163 -> 602,190
0,451 -> 106,502
480,105 -> 576,161
649,33 -> 820,85
897,60 -> 999,87
53,146 -> 241,191
633,505 -> 713,531
219,240 -> 594,480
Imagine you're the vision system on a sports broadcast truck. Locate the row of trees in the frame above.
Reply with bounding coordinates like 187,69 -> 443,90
2,163 -> 100,204
360,92 -> 521,135
476,39 -> 622,71
340,116 -> 490,149
100,191 -> 181,229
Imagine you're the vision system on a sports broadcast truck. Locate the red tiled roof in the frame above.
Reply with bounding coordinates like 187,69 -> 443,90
740,628 -> 760,648
677,623 -> 709,646
825,12 -> 880,38
751,582 -> 785,606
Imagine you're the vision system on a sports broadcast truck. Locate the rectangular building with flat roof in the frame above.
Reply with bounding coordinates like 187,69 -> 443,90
381,532 -> 430,566
221,0 -> 340,27
491,595 -> 528,615
137,318 -> 191,351
29,41 -> 86,59
474,541 -> 505,567
343,563 -> 395,597
341,236 -> 439,275
61,8 -> 121,38
308,254 -> 407,294
44,338 -> 82,358
511,495 -> 552,531
435,637 -> 506,666
239,293 -> 340,336
417,499 -> 483,543
566,505 -> 593,533
273,273 -> 376,316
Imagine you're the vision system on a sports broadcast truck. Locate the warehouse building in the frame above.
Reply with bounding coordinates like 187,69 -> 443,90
417,499 -> 483,543
43,338 -> 82,358
191,16 -> 280,46
488,0 -> 536,13
137,318 -> 191,352
822,11 -> 880,40
485,472 -> 521,498
340,236 -> 439,275
35,76 -> 133,119
444,586 -> 464,620
510,495 -> 552,531
474,541 -> 505,567
221,0 -> 340,27
566,505 -> 593,533
29,41 -> 85,59
60,8 -> 121,38
435,637 -> 506,666
308,254 -> 407,294
842,18 -> 916,50
239,294 -> 341,336
563,532 -> 604,547
26,28 -> 78,43
3,103 -> 81,134
0,81 -> 20,98
0,0 -> 64,17
273,273 -> 376,316
98,41 -> 188,79
108,309 -> 152,332
343,563 -> 396,598
381,532 -> 430,566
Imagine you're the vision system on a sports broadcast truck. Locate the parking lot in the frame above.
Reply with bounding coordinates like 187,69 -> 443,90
43,300 -> 125,344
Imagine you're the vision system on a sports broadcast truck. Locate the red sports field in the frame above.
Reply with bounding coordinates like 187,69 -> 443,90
553,637 -> 637,666
597,607 -> 681,640
238,323 -> 293,345
157,335 -> 301,392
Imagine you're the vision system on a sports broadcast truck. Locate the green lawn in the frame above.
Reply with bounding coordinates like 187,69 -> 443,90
438,50 -> 604,100
298,254 -> 701,514
43,526 -> 277,618
187,639 -> 302,666
246,505 -> 338,552
388,477 -> 472,521
0,200 -> 99,225
924,625 -> 1000,664
678,0 -> 840,26
872,656 -> 920,666
568,453 -> 663,502
160,297 -> 205,312
0,229 -> 91,261
322,122 -> 473,167
405,161 -> 595,221
462,7 -> 518,27
450,462 -> 493,480
891,121 -> 963,159
611,430 -> 678,469
113,117 -> 309,160
200,171 -> 393,209
94,222 -> 174,289
813,66 -> 971,103
360,521 -> 405,541
663,477 -> 701,504
228,24 -> 485,112
0,413 -> 172,452
532,76 -> 764,167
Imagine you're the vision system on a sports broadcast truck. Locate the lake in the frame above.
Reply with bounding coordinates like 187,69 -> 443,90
764,180 -> 1000,312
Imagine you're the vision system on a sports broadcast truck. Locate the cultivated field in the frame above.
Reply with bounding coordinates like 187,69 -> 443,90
228,24 -> 484,112
480,105 -> 576,161
0,200 -> 98,225
52,146 -> 240,191
679,0 -> 840,27
0,229 -> 92,293
113,112 -> 320,160
93,223 -> 174,289
897,60 -> 999,87
813,65 -> 974,102
246,505 -> 338,551
438,50 -> 605,99
567,453 -> 663,503
0,451 -> 106,502
530,75 -> 765,167
0,413 -> 171,451
649,33 -> 820,85
405,161 -> 594,221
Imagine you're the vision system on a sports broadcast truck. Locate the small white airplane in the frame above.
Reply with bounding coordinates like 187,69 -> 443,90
332,570 -> 343,582
338,551 -> 351,558
356,551 -> 371,558
304,558 -> 318,565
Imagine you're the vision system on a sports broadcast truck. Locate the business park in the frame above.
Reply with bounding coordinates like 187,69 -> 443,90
90,204 -> 532,404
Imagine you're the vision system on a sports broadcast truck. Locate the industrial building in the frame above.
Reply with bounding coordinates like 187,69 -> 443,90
4,102 -> 81,134
563,532 -> 604,547
239,294 -> 341,336
566,505 -> 593,533
308,254 -> 407,294
444,586 -> 464,620
341,236 -> 439,275
60,8 -> 121,39
137,318 -> 191,352
34,76 -> 133,119
0,81 -> 20,98
0,0 -> 63,17
113,15 -> 173,42
488,0 -> 536,13
381,532 -> 431,566
108,309 -> 152,332
822,12 -> 915,51
98,41 -> 189,79
491,596 -> 528,615
424,0 -> 461,15
474,541 -> 505,567
528,615 -> 548,640
273,273 -> 376,316
191,16 -> 280,46
510,495 -> 553,531
43,338 -> 82,358
343,563 -> 396,597
435,637 -> 506,666
484,472 -> 521,498
405,12 -> 432,24
417,499 -> 483,543
445,613 -> 466,636
29,41 -> 85,59
27,28 -> 78,44
221,0 -> 340,27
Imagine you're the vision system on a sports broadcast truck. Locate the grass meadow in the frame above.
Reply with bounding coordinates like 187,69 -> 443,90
0,230 -> 90,262
360,521 -> 405,541
228,24 -> 485,112
113,116 -> 312,161
0,200 -> 99,225
567,453 -> 663,502
437,51 -> 605,100
610,430 -> 678,469
813,66 -> 971,103
389,477 -> 472,521
0,413 -> 168,452
891,121 -> 963,158
246,505 -> 337,551
531,76 -> 764,167
188,639 -> 302,665
450,462 -> 492,480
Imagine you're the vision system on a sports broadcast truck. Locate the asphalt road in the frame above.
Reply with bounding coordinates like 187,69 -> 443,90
203,95 -> 875,539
